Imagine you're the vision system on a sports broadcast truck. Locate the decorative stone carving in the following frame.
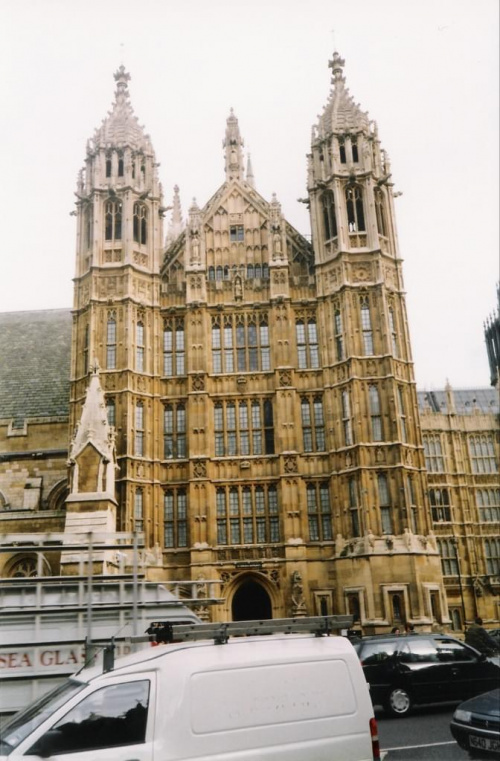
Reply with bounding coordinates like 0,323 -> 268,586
284,455 -> 298,473
291,571 -> 307,617
191,374 -> 205,392
193,460 -> 207,479
278,369 -> 292,387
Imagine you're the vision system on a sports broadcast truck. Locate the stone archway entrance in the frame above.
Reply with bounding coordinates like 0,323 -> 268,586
231,579 -> 272,621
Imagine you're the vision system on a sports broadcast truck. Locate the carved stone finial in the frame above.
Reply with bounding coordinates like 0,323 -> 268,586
328,51 -> 345,84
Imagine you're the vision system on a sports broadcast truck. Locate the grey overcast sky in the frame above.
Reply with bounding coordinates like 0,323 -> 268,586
0,0 -> 498,390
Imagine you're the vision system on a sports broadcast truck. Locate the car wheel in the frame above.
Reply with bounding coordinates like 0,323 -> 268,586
385,687 -> 412,717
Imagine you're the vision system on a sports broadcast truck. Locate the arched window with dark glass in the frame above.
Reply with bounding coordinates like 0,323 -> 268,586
351,138 -> 359,163
117,153 -> 124,177
247,264 -> 254,279
263,400 -> 275,454
345,185 -> 365,232
133,203 -> 148,244
105,199 -> 122,241
216,266 -> 223,281
255,264 -> 262,279
105,153 -> 112,178
338,138 -> 347,164
262,263 -> 269,280
223,265 -> 229,280
208,266 -> 215,280
321,190 -> 337,240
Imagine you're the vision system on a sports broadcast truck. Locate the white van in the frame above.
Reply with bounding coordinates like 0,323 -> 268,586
0,618 -> 380,761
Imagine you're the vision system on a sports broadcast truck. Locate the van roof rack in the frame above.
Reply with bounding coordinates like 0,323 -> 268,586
137,615 -> 354,646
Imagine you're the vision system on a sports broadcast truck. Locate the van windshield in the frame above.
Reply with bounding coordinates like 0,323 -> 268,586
0,679 -> 86,753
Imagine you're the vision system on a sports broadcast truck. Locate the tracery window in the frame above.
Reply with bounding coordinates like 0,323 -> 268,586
484,538 -> 500,576
135,402 -> 144,457
133,203 -> 148,245
438,538 -> 459,576
345,185 -> 365,232
360,297 -> 374,355
423,435 -> 445,473
106,315 -> 117,369
104,199 -> 122,241
341,389 -> 353,446
214,399 -> 274,457
136,321 -> 144,372
369,384 -> 383,441
468,435 -> 498,474
117,152 -> 124,177
164,403 -> 186,460
378,473 -> 392,534
163,319 -> 185,376
334,308 -> 344,361
296,318 -> 319,369
476,488 -> 500,523
307,483 -> 333,541
211,314 -> 270,373
301,397 -> 325,452
429,488 -> 451,522
134,488 -> 144,533
216,484 -> 279,545
406,476 -> 417,533
374,188 -> 387,237
321,190 -> 338,240
164,489 -> 188,548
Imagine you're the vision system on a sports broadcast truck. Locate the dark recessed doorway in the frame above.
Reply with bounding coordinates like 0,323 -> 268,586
231,580 -> 272,621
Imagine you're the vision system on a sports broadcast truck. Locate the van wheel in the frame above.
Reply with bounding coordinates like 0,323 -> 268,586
385,687 -> 412,717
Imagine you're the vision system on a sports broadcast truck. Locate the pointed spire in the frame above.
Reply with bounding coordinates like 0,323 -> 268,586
90,68 -> 154,153
69,361 -> 115,464
223,108 -> 245,182
319,51 -> 370,135
246,152 -> 255,188
166,185 -> 183,245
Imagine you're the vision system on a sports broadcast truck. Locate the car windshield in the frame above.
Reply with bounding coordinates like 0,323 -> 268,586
0,679 -> 87,752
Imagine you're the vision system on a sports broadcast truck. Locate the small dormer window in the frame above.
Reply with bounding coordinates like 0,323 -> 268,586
230,225 -> 244,242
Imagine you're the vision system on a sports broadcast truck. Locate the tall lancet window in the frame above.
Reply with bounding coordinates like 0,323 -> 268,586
321,191 -> 337,240
135,402 -> 144,457
360,297 -> 374,355
334,308 -> 344,361
374,188 -> 387,237
106,315 -> 117,369
133,203 -> 148,245
345,185 -> 365,232
104,199 -> 122,241
136,321 -> 145,372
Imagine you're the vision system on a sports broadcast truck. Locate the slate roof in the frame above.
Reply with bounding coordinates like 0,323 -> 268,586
417,388 -> 499,416
0,309 -> 72,426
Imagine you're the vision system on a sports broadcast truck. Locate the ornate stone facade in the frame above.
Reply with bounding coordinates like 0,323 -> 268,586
1,56 -> 498,630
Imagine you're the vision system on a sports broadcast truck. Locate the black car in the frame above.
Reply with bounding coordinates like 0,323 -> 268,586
450,688 -> 500,759
353,633 -> 500,717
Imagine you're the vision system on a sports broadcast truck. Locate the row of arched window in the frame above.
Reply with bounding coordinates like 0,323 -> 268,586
208,264 -> 270,281
104,200 -> 148,244
320,186 -> 387,241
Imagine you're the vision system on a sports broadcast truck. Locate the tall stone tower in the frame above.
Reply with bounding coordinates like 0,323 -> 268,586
307,52 -> 446,627
71,67 -> 164,536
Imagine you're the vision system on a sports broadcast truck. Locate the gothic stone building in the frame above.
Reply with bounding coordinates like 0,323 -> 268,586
0,55 -> 498,630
